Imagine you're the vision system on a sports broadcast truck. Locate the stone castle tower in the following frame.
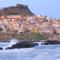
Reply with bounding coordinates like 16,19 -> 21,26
0,4 -> 34,16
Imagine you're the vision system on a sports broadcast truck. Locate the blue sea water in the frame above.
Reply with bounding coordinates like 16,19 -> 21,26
0,41 -> 60,60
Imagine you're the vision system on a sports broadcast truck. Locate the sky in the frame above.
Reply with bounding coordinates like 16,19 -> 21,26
0,0 -> 60,18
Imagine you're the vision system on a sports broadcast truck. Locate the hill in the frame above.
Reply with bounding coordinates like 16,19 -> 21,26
0,4 -> 34,16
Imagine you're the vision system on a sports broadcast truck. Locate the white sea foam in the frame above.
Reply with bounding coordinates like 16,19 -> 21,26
9,39 -> 19,46
3,39 -> 19,49
1,42 -> 60,60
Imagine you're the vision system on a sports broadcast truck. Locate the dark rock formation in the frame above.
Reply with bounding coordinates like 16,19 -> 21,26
0,47 -> 3,50
0,4 -> 34,16
43,40 -> 60,45
6,41 -> 38,49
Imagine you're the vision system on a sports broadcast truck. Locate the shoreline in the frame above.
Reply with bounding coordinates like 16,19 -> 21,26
0,32 -> 46,42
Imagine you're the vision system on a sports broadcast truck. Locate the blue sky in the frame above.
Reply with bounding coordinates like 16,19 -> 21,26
0,0 -> 60,18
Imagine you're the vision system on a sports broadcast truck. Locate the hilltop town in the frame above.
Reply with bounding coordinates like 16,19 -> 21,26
0,4 -> 60,41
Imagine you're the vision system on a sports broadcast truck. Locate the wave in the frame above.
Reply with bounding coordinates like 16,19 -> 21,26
3,39 -> 19,49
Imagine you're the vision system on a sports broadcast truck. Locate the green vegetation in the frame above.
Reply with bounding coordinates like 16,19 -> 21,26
15,32 -> 47,41
31,33 -> 46,40
0,32 -> 47,42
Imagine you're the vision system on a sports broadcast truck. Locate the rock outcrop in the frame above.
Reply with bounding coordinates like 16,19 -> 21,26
0,47 -> 3,50
43,40 -> 60,45
6,41 -> 38,49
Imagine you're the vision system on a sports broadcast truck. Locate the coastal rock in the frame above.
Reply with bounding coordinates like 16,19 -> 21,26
0,47 -> 3,50
43,40 -> 60,45
6,41 -> 38,49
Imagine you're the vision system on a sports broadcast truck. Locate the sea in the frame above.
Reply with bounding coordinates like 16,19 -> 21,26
0,39 -> 60,60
